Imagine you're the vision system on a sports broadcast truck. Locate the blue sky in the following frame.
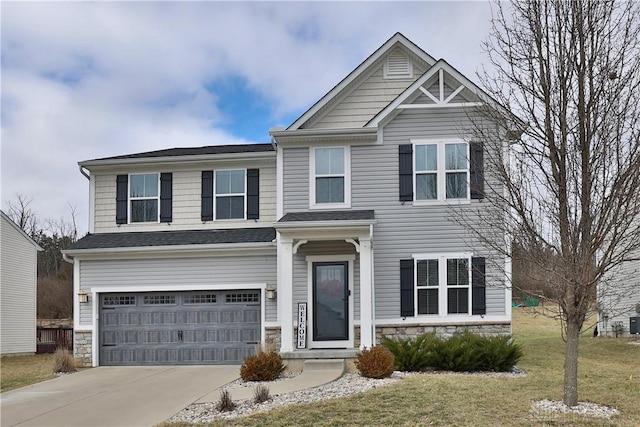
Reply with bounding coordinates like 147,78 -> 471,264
1,1 -> 494,234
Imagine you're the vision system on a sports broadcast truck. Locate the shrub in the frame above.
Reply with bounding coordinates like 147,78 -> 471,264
240,350 -> 285,382
380,333 -> 438,372
216,389 -> 236,412
355,346 -> 395,379
253,384 -> 271,404
382,332 -> 523,373
52,348 -> 77,373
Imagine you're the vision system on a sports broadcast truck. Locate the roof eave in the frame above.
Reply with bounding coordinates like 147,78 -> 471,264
79,151 -> 276,169
63,241 -> 276,257
274,219 -> 376,230
270,128 -> 378,145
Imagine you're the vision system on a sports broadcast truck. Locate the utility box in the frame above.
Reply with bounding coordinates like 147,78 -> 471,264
630,317 -> 639,335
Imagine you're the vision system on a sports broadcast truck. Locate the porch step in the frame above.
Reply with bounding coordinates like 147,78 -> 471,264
303,359 -> 345,372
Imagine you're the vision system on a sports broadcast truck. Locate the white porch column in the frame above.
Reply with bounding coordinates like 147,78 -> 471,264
278,236 -> 294,352
359,236 -> 373,349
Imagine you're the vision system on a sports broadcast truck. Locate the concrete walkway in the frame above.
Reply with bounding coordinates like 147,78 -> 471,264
197,359 -> 345,402
1,361 -> 345,427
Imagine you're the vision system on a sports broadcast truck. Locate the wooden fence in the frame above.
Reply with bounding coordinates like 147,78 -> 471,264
37,327 -> 73,353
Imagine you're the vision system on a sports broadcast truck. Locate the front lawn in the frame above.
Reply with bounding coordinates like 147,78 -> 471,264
1,353 -> 55,392
166,306 -> 640,426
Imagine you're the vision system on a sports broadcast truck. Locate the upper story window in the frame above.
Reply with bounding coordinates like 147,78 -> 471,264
215,170 -> 246,220
311,146 -> 351,208
116,173 -> 172,225
130,173 -> 159,222
414,141 -> 469,202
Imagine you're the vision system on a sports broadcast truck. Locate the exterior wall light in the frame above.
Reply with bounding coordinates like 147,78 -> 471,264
266,286 -> 276,300
78,289 -> 89,304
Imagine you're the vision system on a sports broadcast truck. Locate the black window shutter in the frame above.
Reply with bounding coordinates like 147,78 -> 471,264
400,259 -> 415,317
472,257 -> 486,315
160,173 -> 172,223
246,168 -> 260,220
470,142 -> 484,199
116,175 -> 128,224
201,171 -> 213,221
399,144 -> 413,202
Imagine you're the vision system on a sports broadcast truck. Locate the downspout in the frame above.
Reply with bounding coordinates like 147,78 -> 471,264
62,253 -> 74,264
370,223 -> 376,345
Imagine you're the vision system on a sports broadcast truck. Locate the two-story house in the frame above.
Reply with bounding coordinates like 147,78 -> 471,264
64,33 -> 512,367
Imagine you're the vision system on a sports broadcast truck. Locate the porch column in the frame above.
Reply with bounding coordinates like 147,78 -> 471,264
359,236 -> 373,349
278,235 -> 294,352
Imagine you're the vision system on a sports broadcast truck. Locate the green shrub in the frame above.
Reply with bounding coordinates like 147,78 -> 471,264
382,332 -> 523,373
355,346 -> 396,379
380,333 -> 437,372
52,348 -> 77,373
240,350 -> 285,381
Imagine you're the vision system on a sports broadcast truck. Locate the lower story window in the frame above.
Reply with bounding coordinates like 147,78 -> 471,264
415,255 -> 471,316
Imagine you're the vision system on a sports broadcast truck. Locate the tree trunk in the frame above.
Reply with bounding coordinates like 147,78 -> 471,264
563,319 -> 580,406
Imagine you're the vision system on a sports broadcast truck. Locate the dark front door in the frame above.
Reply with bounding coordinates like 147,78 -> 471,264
312,262 -> 349,341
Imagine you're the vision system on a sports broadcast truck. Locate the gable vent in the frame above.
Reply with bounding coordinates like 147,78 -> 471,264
384,49 -> 413,79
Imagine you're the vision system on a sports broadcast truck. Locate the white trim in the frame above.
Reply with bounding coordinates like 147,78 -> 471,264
88,174 -> 95,234
305,255 -> 356,349
214,168 -> 247,221
73,259 -> 82,329
278,236 -> 294,352
128,172 -> 160,224
309,146 -> 351,209
412,139 -> 470,204
383,48 -> 413,80
397,102 -> 484,109
377,315 -> 511,325
90,283 -> 267,367
64,242 -> 276,258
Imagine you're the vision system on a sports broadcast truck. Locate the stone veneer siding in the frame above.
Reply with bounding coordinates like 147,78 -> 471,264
74,331 -> 92,367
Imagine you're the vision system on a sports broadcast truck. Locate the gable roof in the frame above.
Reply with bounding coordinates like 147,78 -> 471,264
287,33 -> 436,131
0,211 -> 43,251
366,59 -> 521,129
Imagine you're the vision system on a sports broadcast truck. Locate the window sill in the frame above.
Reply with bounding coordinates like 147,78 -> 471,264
309,203 -> 351,210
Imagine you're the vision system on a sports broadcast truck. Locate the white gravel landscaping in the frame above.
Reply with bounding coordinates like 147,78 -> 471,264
168,367 -> 527,424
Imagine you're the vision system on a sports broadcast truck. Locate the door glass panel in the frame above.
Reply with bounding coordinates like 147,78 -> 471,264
313,262 -> 348,341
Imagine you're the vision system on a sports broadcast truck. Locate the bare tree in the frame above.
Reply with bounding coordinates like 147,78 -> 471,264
471,0 -> 640,406
5,194 -> 39,237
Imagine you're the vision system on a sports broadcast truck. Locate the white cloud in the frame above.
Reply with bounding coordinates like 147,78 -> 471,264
1,1 -> 493,234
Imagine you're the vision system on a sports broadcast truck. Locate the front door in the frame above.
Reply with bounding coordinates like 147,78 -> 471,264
312,262 -> 349,347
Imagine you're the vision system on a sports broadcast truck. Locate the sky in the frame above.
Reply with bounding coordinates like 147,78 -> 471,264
1,1 -> 494,235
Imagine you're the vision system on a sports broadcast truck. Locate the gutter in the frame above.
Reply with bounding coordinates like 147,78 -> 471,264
62,253 -> 74,264
79,165 -> 90,180
63,241 -> 277,257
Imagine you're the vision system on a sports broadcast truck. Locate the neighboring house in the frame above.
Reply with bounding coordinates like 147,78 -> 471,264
597,248 -> 640,337
64,33 -> 512,367
1,210 -> 42,356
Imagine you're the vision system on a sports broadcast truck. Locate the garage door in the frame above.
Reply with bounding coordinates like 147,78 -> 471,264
99,290 -> 261,365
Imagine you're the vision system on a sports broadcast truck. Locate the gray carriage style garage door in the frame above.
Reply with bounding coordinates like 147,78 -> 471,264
99,290 -> 261,365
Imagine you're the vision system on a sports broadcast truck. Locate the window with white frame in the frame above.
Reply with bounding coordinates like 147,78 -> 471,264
415,141 -> 469,201
215,169 -> 245,220
312,146 -> 350,207
414,255 -> 471,315
130,173 -> 159,222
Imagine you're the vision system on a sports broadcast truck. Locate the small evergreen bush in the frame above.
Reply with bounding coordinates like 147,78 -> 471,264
382,332 -> 523,372
380,333 -> 437,371
355,346 -> 395,379
52,348 -> 77,373
240,350 -> 285,381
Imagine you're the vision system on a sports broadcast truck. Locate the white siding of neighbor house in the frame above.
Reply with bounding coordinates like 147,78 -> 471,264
77,253 -> 277,326
311,62 -> 426,129
1,214 -> 38,355
92,159 -> 276,233
281,106 -> 507,321
598,247 -> 640,337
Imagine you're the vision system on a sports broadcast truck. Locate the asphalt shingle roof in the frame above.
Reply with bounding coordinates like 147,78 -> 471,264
278,210 -> 375,222
67,227 -> 276,251
87,143 -> 274,162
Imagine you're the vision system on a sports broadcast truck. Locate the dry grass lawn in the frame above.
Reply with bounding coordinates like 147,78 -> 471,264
1,353 -> 55,392
165,306 -> 640,427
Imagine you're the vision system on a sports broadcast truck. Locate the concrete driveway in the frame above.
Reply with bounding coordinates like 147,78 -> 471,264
1,366 -> 240,427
